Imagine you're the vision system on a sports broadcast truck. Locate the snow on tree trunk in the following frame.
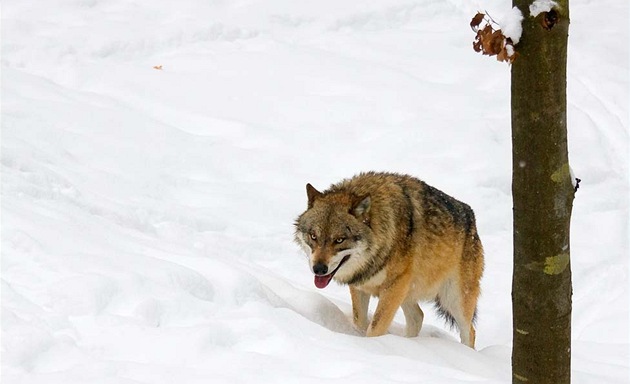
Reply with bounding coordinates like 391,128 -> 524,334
511,0 -> 573,383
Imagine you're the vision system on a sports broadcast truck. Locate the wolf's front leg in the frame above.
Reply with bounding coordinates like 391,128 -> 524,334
366,272 -> 411,337
350,287 -> 370,334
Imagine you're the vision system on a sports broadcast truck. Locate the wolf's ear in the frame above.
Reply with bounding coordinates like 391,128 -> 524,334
306,183 -> 322,209
352,195 -> 371,218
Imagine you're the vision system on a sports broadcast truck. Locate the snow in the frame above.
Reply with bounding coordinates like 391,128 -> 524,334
2,0 -> 628,383
529,0 -> 560,18
501,7 -> 524,45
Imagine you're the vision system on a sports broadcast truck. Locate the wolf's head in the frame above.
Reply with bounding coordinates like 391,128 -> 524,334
294,183 -> 373,289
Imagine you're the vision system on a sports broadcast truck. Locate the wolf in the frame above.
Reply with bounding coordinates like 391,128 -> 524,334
294,172 -> 484,348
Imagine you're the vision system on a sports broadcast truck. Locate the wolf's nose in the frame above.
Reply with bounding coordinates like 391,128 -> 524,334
313,263 -> 328,275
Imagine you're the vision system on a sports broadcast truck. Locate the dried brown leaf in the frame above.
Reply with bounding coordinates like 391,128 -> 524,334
469,11 -> 518,64
470,12 -> 485,31
490,30 -> 504,55
473,37 -> 483,53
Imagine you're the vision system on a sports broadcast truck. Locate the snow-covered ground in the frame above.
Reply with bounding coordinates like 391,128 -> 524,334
2,0 -> 628,383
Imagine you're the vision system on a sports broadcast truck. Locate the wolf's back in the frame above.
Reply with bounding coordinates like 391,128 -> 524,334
328,171 -> 478,236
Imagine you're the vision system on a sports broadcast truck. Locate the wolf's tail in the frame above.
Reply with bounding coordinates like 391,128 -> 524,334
434,206 -> 483,331
433,297 -> 458,329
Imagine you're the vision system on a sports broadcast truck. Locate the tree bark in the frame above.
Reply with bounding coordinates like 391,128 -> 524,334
511,1 -> 573,383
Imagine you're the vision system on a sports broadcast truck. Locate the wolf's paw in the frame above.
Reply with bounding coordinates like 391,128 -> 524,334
404,325 -> 421,338
353,323 -> 368,336
366,325 -> 388,337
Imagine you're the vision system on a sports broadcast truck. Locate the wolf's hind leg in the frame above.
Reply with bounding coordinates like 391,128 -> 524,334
402,301 -> 424,337
456,289 -> 478,348
350,287 -> 370,334
437,280 -> 477,348
455,316 -> 475,348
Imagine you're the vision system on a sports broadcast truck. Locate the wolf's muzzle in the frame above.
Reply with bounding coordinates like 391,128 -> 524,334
312,263 -> 328,275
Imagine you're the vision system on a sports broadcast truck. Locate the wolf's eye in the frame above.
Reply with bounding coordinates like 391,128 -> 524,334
335,237 -> 345,244
310,233 -> 317,241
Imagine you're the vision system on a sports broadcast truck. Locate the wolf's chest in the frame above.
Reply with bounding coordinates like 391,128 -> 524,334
353,269 -> 388,296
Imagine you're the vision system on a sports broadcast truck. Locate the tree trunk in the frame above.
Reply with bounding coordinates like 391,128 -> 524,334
511,1 -> 573,383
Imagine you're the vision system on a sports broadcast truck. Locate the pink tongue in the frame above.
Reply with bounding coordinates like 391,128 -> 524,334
314,274 -> 333,289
